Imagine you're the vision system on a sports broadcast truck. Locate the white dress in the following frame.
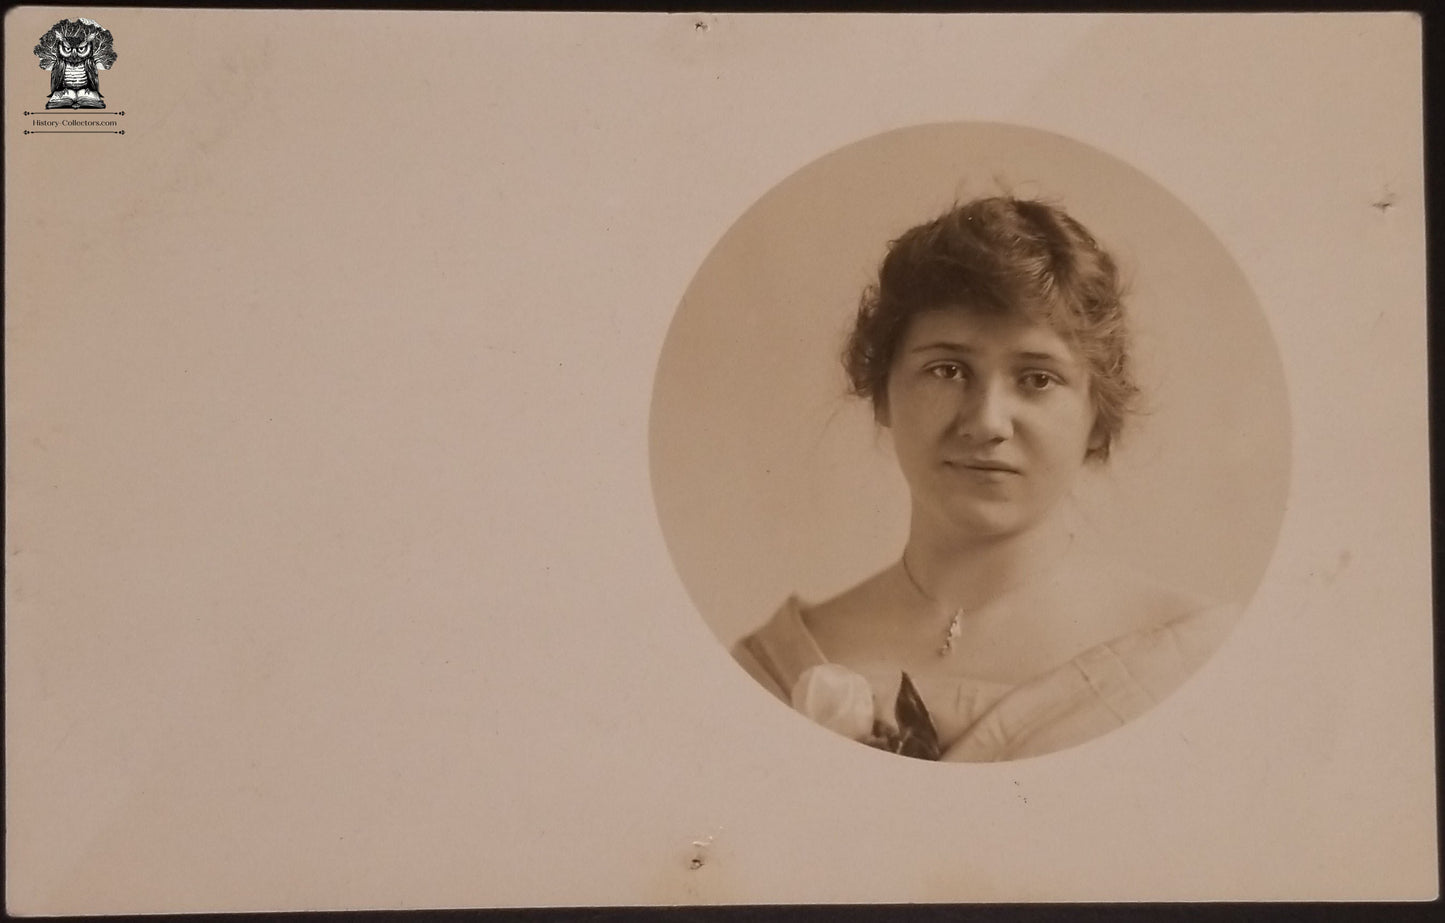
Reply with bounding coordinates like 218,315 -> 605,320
733,595 -> 1240,761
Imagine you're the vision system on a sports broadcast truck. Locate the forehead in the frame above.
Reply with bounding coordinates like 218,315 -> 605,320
897,308 -> 1082,364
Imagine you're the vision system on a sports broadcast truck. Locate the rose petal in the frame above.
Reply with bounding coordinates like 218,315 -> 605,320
790,664 -> 876,741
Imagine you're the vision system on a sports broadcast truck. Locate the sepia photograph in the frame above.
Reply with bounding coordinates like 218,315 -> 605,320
651,122 -> 1288,762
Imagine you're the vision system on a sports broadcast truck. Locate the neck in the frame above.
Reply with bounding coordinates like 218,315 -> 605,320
902,514 -> 1076,613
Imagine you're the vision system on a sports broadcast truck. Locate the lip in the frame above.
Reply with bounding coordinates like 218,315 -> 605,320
945,459 -> 1021,475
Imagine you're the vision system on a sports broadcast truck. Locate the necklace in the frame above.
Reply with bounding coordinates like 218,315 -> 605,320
899,534 -> 1076,657
899,553 -> 965,656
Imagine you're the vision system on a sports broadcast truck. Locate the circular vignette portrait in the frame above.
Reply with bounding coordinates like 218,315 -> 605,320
649,122 -> 1290,764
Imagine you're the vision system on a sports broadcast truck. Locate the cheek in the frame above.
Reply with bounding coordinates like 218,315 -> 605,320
1030,404 -> 1098,468
1058,393 -> 1099,440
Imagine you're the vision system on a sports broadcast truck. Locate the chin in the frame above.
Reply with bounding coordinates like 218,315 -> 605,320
936,503 -> 1039,541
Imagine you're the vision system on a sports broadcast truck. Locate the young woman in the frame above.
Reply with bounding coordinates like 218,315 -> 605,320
733,196 -> 1240,762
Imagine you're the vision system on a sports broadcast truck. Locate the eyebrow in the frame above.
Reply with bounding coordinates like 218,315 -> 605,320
909,341 -> 1071,363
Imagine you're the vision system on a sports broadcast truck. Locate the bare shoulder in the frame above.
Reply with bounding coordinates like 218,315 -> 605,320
798,566 -> 902,657
1066,552 -> 1235,639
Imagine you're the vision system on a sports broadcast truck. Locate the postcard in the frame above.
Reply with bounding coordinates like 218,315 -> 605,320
5,8 -> 1432,912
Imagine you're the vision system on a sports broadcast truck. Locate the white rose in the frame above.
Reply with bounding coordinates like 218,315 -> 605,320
790,664 -> 876,741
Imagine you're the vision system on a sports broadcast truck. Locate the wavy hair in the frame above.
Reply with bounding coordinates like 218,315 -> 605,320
843,195 -> 1139,461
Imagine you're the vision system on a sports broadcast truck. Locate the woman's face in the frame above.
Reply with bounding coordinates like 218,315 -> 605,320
881,308 -> 1100,542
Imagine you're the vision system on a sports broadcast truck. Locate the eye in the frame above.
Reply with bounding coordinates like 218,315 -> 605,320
926,362 -> 968,382
1019,371 -> 1060,392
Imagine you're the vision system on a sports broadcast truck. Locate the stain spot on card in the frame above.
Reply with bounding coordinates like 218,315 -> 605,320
646,829 -> 734,903
688,833 -> 714,870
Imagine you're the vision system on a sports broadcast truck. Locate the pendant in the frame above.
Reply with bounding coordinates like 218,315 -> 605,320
937,609 -> 964,656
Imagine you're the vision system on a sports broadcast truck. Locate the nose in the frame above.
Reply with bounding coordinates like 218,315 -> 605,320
958,378 -> 1014,443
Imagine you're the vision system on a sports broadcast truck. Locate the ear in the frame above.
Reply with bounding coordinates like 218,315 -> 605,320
1085,419 -> 1108,459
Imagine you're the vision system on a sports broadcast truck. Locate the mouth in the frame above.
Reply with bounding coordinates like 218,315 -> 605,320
946,460 -> 1021,475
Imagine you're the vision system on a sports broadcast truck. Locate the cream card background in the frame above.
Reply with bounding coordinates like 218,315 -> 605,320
5,9 -> 1433,913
